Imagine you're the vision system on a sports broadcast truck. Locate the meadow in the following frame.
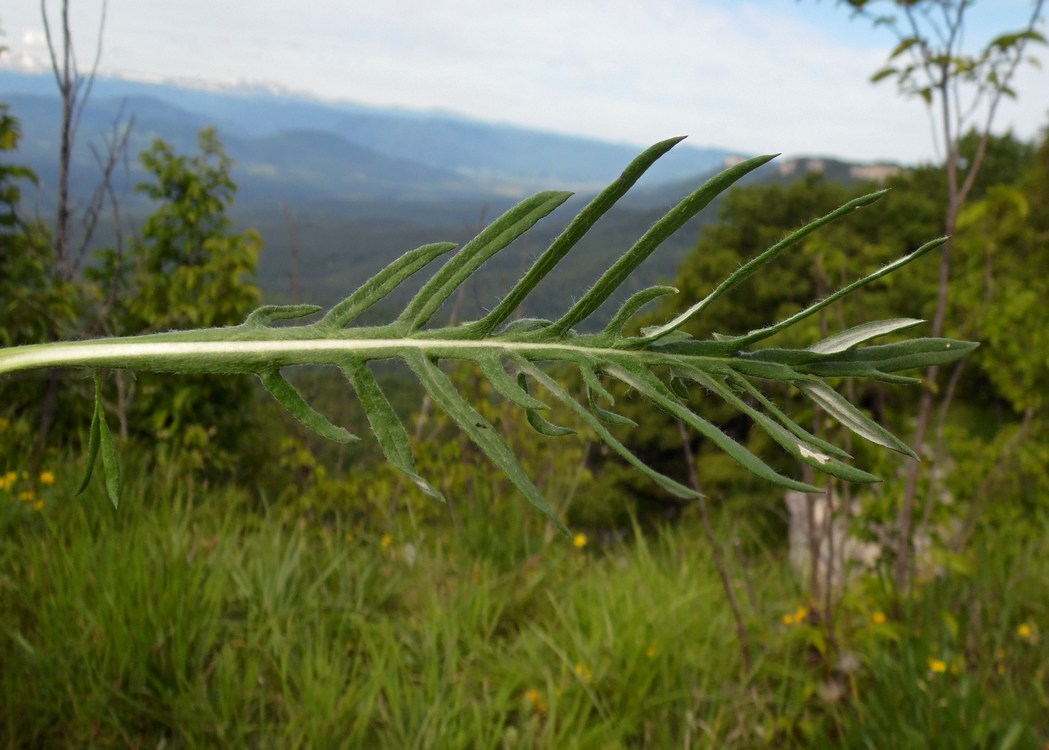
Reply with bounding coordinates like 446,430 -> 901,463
3,440 -> 1048,749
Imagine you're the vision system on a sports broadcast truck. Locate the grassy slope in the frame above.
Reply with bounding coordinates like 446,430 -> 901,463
2,456 -> 1048,749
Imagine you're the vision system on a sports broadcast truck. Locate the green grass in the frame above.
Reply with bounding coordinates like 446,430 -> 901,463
2,457 -> 1049,748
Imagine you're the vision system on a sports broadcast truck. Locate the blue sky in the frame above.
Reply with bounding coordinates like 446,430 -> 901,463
2,1 -> 1046,163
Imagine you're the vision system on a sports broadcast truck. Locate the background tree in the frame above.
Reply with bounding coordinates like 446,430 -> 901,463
90,128 -> 264,473
826,0 -> 1046,589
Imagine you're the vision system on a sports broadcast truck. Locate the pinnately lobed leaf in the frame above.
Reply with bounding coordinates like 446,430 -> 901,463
0,137 -> 978,533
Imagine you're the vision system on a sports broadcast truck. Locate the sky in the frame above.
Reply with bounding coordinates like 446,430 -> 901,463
2,0 -> 1047,164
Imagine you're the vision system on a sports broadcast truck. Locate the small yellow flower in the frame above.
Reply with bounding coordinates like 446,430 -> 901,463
523,688 -> 547,715
19,490 -> 35,502
574,662 -> 593,684
573,533 -> 588,549
1017,623 -> 1033,639
0,417 -> 9,431
783,605 -> 809,626
928,657 -> 947,674
645,643 -> 658,658
871,611 -> 887,625
39,471 -> 55,485
33,499 -> 45,511
4,471 -> 16,484
380,533 -> 394,551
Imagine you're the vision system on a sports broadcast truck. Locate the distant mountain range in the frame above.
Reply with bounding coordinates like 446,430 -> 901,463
0,69 -> 901,322
1,69 -> 743,203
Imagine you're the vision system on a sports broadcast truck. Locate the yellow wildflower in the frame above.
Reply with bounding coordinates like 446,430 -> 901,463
645,643 -> 658,659
4,471 -> 16,484
524,688 -> 547,715
0,417 -> 9,431
784,605 -> 809,626
380,533 -> 394,551
39,471 -> 56,485
19,490 -> 34,502
33,499 -> 45,511
871,611 -> 887,625
573,533 -> 588,549
574,662 -> 593,684
928,658 -> 947,674
1017,623 -> 1033,639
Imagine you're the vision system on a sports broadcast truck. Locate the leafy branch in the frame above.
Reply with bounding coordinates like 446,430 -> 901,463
0,138 -> 976,532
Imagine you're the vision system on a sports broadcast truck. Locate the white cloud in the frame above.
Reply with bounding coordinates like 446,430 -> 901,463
2,0 -> 1046,162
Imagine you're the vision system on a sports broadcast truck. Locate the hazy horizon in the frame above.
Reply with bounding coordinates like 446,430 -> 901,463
2,1 -> 1047,163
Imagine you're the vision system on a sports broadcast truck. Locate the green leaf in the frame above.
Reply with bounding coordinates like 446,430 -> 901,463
805,338 -> 979,373
261,369 -> 357,443
406,352 -> 570,536
608,364 -> 820,492
97,395 -> 121,509
728,236 -> 948,349
516,373 -> 576,436
579,364 -> 615,404
516,359 -> 700,500
399,193 -> 571,333
76,373 -> 104,496
340,358 -> 441,500
319,242 -> 457,329
548,153 -> 778,336
0,138 -> 982,529
889,36 -> 920,59
727,373 -> 852,460
645,189 -> 889,342
870,66 -> 899,83
244,304 -> 323,327
602,285 -> 678,338
797,380 -> 917,458
679,367 -> 879,484
807,318 -> 925,354
476,354 -> 548,410
467,137 -> 686,338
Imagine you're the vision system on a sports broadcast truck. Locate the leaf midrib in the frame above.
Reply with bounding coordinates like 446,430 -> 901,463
0,336 -> 709,374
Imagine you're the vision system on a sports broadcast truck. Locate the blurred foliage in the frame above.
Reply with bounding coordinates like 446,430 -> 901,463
83,128 -> 264,475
